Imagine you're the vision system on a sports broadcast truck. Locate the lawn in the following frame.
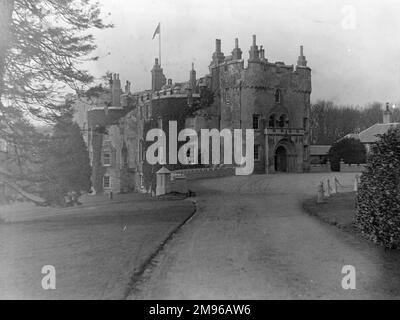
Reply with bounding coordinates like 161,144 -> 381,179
303,192 -> 357,230
0,193 -> 195,299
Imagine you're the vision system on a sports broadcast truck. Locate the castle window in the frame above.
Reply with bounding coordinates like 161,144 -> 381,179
275,89 -> 281,104
303,117 -> 308,130
103,175 -> 111,189
254,144 -> 261,161
157,117 -> 163,130
224,88 -> 230,104
278,114 -> 287,128
102,150 -> 111,166
269,114 -> 276,127
253,114 -> 260,130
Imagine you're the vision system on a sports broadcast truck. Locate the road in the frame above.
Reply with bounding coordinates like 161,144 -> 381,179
130,173 -> 400,299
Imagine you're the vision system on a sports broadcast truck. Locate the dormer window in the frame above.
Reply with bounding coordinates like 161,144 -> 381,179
275,89 -> 281,104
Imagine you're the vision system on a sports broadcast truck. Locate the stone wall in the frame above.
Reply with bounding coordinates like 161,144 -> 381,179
172,166 -> 235,180
340,163 -> 367,173
309,163 -> 331,173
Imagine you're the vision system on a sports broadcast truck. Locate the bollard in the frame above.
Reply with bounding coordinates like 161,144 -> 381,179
324,178 -> 331,198
353,175 -> 359,192
332,177 -> 337,194
327,178 -> 334,195
317,181 -> 325,203
334,176 -> 340,193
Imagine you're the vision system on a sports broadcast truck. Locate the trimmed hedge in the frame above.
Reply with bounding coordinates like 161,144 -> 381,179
356,126 -> 400,249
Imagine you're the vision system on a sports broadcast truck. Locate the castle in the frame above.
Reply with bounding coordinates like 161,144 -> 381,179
72,35 -> 312,194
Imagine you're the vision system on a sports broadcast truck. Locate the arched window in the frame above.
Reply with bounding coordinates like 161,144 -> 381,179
278,114 -> 288,128
275,89 -> 281,103
269,114 -> 276,127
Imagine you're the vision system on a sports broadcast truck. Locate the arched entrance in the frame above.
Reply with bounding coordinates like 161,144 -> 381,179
274,146 -> 288,172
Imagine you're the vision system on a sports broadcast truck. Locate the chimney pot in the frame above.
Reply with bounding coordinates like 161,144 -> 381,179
216,39 -> 221,53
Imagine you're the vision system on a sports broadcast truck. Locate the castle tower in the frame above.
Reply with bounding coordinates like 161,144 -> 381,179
259,45 -> 266,61
248,35 -> 260,62
231,38 -> 242,60
383,103 -> 392,124
190,62 -> 197,93
297,45 -> 307,67
151,58 -> 166,91
211,39 -> 225,66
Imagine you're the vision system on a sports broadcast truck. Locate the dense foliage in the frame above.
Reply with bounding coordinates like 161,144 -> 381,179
40,112 -> 91,205
0,0 -> 110,200
310,100 -> 400,145
356,127 -> 400,249
328,138 -> 367,171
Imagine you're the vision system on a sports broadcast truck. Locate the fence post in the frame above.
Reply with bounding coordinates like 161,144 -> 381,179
324,178 -> 331,197
317,181 -> 325,203
353,174 -> 359,192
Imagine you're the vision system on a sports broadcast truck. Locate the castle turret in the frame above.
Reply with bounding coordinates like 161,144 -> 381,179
231,38 -> 242,60
151,58 -> 166,92
297,45 -> 307,67
112,73 -> 121,107
248,35 -> 260,62
190,62 -> 197,93
211,39 -> 225,65
383,103 -> 392,124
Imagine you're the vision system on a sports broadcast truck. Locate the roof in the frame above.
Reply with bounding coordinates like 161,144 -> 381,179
358,123 -> 399,143
309,145 -> 331,156
156,167 -> 171,174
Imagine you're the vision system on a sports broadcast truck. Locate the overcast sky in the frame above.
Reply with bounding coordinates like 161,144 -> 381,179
86,0 -> 400,106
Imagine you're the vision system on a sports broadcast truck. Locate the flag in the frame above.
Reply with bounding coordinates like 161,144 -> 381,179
152,23 -> 160,39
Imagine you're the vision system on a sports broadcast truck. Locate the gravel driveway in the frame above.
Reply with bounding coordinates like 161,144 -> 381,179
130,173 -> 400,299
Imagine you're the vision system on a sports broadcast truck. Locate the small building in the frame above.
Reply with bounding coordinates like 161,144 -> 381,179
309,145 -> 331,164
342,103 -> 399,154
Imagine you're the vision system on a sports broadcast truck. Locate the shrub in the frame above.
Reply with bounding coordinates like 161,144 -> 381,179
329,138 -> 366,171
356,126 -> 400,249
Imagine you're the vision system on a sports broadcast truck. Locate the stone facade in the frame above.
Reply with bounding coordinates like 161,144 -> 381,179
72,34 -> 313,194
191,35 -> 312,173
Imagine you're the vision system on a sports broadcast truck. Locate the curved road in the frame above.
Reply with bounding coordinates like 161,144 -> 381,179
130,173 -> 400,299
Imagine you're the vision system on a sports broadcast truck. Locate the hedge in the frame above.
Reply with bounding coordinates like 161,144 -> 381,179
356,126 -> 400,249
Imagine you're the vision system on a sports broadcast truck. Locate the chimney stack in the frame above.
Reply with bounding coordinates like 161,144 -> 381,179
124,81 -> 131,94
249,34 -> 260,61
190,62 -> 197,93
112,73 -> 121,107
383,102 -> 392,124
297,45 -> 307,67
232,38 -> 242,60
211,39 -> 225,65
216,39 -> 221,53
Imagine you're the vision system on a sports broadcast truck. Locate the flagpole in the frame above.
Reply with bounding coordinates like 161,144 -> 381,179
159,23 -> 161,67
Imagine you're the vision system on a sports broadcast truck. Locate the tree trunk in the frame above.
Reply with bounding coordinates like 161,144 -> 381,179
0,0 -> 14,100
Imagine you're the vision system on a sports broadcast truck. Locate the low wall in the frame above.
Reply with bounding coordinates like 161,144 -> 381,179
172,166 -> 235,180
340,163 -> 367,173
309,163 -> 331,173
